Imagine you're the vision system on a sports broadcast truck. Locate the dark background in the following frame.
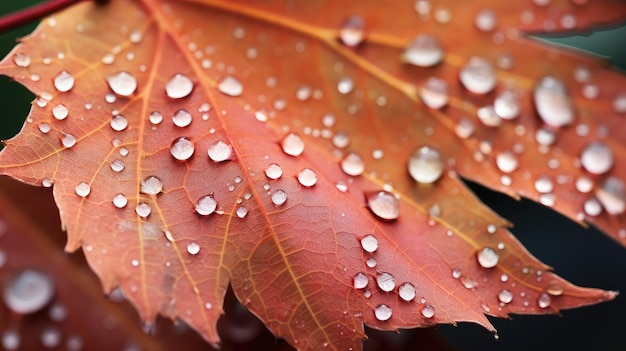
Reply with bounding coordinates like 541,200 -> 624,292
0,2 -> 624,350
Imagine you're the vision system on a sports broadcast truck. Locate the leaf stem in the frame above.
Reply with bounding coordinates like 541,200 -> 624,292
0,0 -> 103,33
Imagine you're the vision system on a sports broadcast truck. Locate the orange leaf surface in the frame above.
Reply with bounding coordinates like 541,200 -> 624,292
0,1 -> 624,350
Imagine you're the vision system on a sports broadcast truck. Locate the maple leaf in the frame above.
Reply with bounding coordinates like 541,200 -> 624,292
0,1 -> 625,351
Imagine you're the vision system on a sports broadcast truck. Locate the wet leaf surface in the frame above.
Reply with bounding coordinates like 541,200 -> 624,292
0,1 -> 624,350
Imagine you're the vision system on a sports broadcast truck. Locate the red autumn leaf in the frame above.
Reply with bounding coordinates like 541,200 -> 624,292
0,1 -> 624,350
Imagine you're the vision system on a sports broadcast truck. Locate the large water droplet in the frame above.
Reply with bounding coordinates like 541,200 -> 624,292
52,104 -> 68,120
494,90 -> 520,120
459,57 -> 496,94
3,269 -> 53,314
580,141 -> 613,175
376,272 -> 395,292
172,109 -> 192,127
408,146 -> 444,184
596,176 -> 625,215
196,195 -> 217,215
53,71 -> 74,92
477,247 -> 499,268
419,77 -> 448,109
170,137 -> 195,161
367,191 -> 400,220
141,176 -> 163,195
353,272 -> 368,289
110,114 -> 128,131
236,206 -> 248,218
398,282 -> 416,301
537,293 -> 551,308
75,182 -> 90,197
339,15 -> 365,47
135,202 -> 151,218
106,71 -> 137,96
281,133 -> 305,156
297,168 -> 317,187
360,234 -> 378,253
495,151 -> 518,173
421,304 -> 435,318
271,189 -> 288,206
112,193 -> 128,208
341,152 -> 365,176
165,73 -> 194,99
374,304 -> 392,321
13,52 -> 31,67
498,289 -> 513,304
533,76 -> 574,127
217,76 -> 243,97
404,34 -> 443,67
187,241 -> 200,255
207,141 -> 233,162
265,163 -> 283,180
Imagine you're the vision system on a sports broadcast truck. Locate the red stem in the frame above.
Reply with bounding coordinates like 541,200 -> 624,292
0,0 -> 89,33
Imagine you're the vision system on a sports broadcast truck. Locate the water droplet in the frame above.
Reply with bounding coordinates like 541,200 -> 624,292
271,189 -> 288,206
40,327 -> 61,348
38,123 -> 51,134
494,90 -> 520,120
140,176 -> 163,195
113,194 -> 128,208
236,206 -> 248,218
498,289 -> 513,304
13,52 -> 31,67
149,111 -> 163,125
207,141 -> 233,162
537,293 -> 551,308
3,269 -> 53,315
539,193 -> 556,207
353,272 -> 368,289
452,268 -> 462,279
187,241 -> 200,255
75,182 -> 90,197
341,152 -> 365,176
547,284 -> 564,296
170,137 -> 195,161
111,160 -> 125,173
534,175 -> 554,193
455,118 -> 475,139
297,168 -> 317,187
360,234 -> 378,253
339,15 -> 365,47
459,57 -> 496,94
196,195 -> 217,215
376,272 -> 395,292
419,77 -> 448,109
575,176 -> 593,193
398,282 -> 416,301
477,247 -> 499,268
332,131 -> 350,148
374,304 -> 392,321
367,191 -> 400,220
421,304 -> 435,318
52,104 -> 69,120
613,92 -> 626,113
129,29 -> 143,43
2,329 -> 20,350
53,71 -> 74,92
477,106 -> 501,127
584,198 -> 602,216
580,141 -> 613,175
322,113 -> 336,127
475,8 -> 497,31
408,146 -> 444,184
496,151 -> 518,173
265,163 -> 283,180
365,257 -> 377,268
217,76 -> 243,97
131,259 -> 140,267
596,176 -> 625,215
135,202 -> 151,218
172,109 -> 192,127
534,76 -> 574,127
106,71 -> 137,96
281,133 -> 305,156
337,77 -> 354,94
165,74 -> 194,99
66,335 -> 83,351
110,114 -> 128,131
296,85 -> 312,100
404,34 -> 443,67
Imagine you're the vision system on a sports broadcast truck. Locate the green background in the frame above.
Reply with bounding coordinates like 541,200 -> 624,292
0,2 -> 624,351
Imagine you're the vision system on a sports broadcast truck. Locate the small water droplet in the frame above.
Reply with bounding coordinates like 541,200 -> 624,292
149,111 -> 163,125
584,198 -> 602,216
534,76 -> 574,127
53,71 -> 74,92
374,304 -> 392,321
165,74 -> 194,99
111,160 -> 125,172
376,272 -> 395,292
271,189 -> 288,206
217,76 -> 243,97
353,272 -> 368,289
475,8 -> 497,31
404,34 -> 444,67
112,194 -> 128,208
129,29 -> 143,43
575,176 -> 593,193
341,152 -> 365,176
297,168 -> 317,187
281,133 -> 305,156
534,175 -> 554,193
477,106 -> 501,127
38,123 -> 51,134
419,77 -> 448,109
459,57 -> 496,94
477,247 -> 499,268
170,137 -> 195,161
596,176 -> 625,215
236,206 -> 248,218
75,182 -> 90,197
2,329 -> 20,350
421,304 -> 435,318
339,15 -> 365,47
613,92 -> 626,113
398,282 -> 416,301
110,114 -> 128,131
494,90 -> 520,120
40,327 -> 61,348
172,109 -> 192,127
135,202 -> 151,218
547,284 -> 564,296
498,289 -> 513,304
455,118 -> 475,139
332,131 -> 350,148
140,176 -> 163,195
537,293 -> 551,308
187,241 -> 200,255
367,191 -> 400,220
207,140 -> 233,162
263,164 -> 282,181
106,71 -> 137,96
337,77 -> 354,94
52,104 -> 69,120
580,141 -> 613,175
452,268 -> 462,279
365,257 -> 377,268
3,269 -> 53,315
495,151 -> 518,173
13,52 -> 31,67
295,85 -> 312,100
408,146 -> 444,184
360,234 -> 378,253
196,195 -> 217,215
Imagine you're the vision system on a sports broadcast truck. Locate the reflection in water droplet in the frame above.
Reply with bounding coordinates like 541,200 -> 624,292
112,194 -> 128,208
196,195 -> 217,215
420,77 -> 448,109
376,272 -> 395,292
398,282 -> 416,301
3,269 -> 53,314
477,247 -> 499,268
187,241 -> 200,255
360,234 -> 378,253
75,182 -> 90,197
54,71 -> 74,92
297,168 -> 317,187
271,189 -> 288,206
217,76 -> 243,96
165,73 -> 194,99
341,152 -> 365,176
374,304 -> 392,321
534,76 -> 574,127
339,15 -> 365,47
408,146 -> 444,184
367,191 -> 400,220
170,137 -> 195,161
459,57 -> 496,94
207,141 -> 233,162
172,109 -> 192,127
580,141 -> 613,175
404,34 -> 443,67
281,133 -> 305,156
353,272 -> 368,289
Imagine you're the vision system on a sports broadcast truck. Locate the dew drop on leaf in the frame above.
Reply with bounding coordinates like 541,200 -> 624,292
477,247 -> 499,268
498,289 -> 513,304
106,71 -> 137,96
420,304 -> 435,318
170,137 -> 195,161
281,133 -> 305,156
135,202 -> 151,218
403,34 -> 443,67
353,272 -> 368,289
112,194 -> 128,208
459,57 -> 496,94
172,109 -> 192,127
376,272 -> 395,292
297,168 -> 317,187
265,163 -> 283,180
2,329 -> 20,350
537,293 -> 551,308
614,92 -> 626,113
533,76 -> 574,127
38,123 -> 51,134
477,106 -> 501,127
13,52 -> 31,67
165,73 -> 194,99
535,127 -> 556,146
339,15 -> 365,47
187,241 -> 200,255
53,71 -> 74,92
337,77 -> 354,94
149,111 -> 163,125
419,77 -> 448,109
341,152 -> 365,176
52,104 -> 68,120
474,8 -> 497,32
595,177 -> 625,215
575,175 -> 593,193
365,257 -> 377,268
110,114 -> 128,131
408,146 -> 444,184
271,189 -> 288,206
236,206 -> 248,218
367,191 -> 400,220
495,151 -> 519,173
74,182 -> 90,197
584,198 -> 602,216
534,175 -> 554,193
360,234 -> 378,253
494,90 -> 520,120
398,282 -> 416,301
217,76 -> 243,97
195,195 -> 217,216
374,304 -> 392,321
207,141 -> 233,162
332,131 -> 350,148
110,160 -> 125,173
2,269 -> 53,315
40,328 -> 61,349
580,141 -> 613,175
455,118 -> 475,139
140,176 -> 163,195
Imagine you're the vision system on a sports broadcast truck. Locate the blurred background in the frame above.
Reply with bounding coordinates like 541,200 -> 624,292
0,1 -> 624,350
